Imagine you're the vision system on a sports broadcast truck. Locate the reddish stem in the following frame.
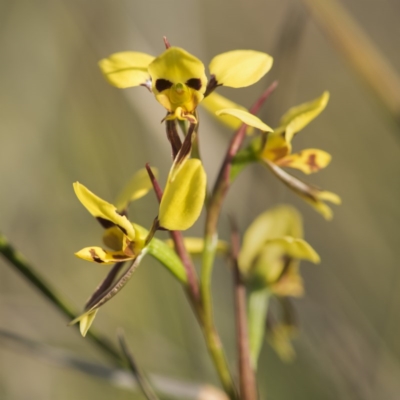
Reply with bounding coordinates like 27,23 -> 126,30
230,217 -> 257,400
206,81 -> 278,234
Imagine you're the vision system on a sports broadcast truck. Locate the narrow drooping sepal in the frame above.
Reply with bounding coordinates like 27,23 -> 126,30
209,50 -> 273,88
159,159 -> 206,231
74,182 -> 136,241
99,52 -> 155,88
264,160 -> 341,220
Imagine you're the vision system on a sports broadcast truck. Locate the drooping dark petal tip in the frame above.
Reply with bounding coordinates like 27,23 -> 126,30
163,36 -> 171,49
204,75 -> 220,97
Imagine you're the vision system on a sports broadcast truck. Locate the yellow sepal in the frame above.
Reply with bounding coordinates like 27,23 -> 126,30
99,52 -> 154,88
159,159 -> 206,231
209,50 -> 273,88
275,149 -> 331,174
279,91 -> 330,143
265,237 -> 320,264
115,168 -> 158,212
201,92 -> 252,132
78,310 -> 98,337
75,246 -> 133,264
216,108 -> 273,133
73,182 -> 136,241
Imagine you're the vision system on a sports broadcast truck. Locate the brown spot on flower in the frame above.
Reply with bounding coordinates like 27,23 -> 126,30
156,79 -> 173,92
270,147 -> 289,161
89,248 -> 104,263
123,240 -> 135,257
97,217 -> 115,229
306,153 -> 320,172
186,78 -> 202,90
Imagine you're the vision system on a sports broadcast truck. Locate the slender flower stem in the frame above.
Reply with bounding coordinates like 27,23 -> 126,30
201,82 -> 278,399
145,164 -> 236,398
230,218 -> 257,400
0,232 -> 123,365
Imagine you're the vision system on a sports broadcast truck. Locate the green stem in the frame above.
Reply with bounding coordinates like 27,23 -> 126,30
201,234 -> 237,399
0,232 -> 123,365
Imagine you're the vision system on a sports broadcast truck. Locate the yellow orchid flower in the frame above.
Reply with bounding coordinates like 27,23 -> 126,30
239,205 -> 319,296
99,44 -> 273,123
261,91 -> 331,174
73,182 -> 147,265
224,92 -> 340,219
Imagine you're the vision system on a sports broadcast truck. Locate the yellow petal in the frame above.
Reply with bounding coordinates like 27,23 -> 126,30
78,310 -> 98,337
275,149 -> 331,174
75,246 -> 134,264
164,237 -> 229,255
201,92 -> 253,132
73,182 -> 135,241
209,50 -> 273,88
102,226 -> 124,251
265,237 -> 320,264
115,168 -> 158,212
99,52 -> 155,88
264,160 -> 341,220
148,47 -> 207,112
216,108 -> 273,133
159,159 -> 206,231
239,205 -> 303,274
279,91 -> 330,143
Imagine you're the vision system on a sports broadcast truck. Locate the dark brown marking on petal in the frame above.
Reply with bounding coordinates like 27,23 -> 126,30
186,78 -> 202,90
97,217 -> 115,229
123,240 -> 135,257
89,248 -> 104,263
306,153 -> 320,172
112,254 -> 130,260
156,79 -> 173,92
115,224 -> 127,236
270,147 -> 289,160
204,75 -> 221,97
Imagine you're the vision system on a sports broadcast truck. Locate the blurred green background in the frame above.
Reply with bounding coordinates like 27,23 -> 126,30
1,0 -> 400,399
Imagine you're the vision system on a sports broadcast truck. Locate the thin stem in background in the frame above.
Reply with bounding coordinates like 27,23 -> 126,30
0,232 -> 123,365
145,164 -> 237,399
230,217 -> 257,400
118,329 -> 160,400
